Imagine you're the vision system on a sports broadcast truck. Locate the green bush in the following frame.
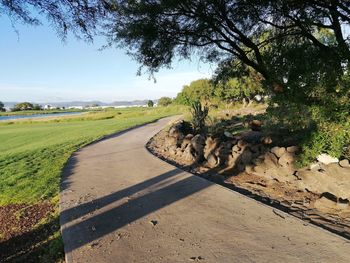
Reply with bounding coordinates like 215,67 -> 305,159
265,102 -> 350,166
147,100 -> 154,107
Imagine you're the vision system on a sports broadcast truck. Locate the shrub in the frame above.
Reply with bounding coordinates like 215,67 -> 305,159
147,100 -> 154,107
190,101 -> 209,134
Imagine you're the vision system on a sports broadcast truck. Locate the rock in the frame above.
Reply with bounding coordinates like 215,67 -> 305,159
164,135 -> 178,148
232,144 -> 241,153
214,142 -> 232,165
237,140 -> 247,148
317,153 -> 339,165
264,152 -> 279,167
240,131 -> 264,144
267,166 -> 296,183
278,152 -> 295,167
168,120 -> 191,139
270,146 -> 286,158
245,165 -> 254,174
296,168 -> 350,200
224,131 -> 234,138
181,134 -> 194,149
250,119 -> 263,131
309,162 -> 322,171
240,149 -> 253,165
183,145 -> 195,163
253,156 -> 265,166
253,163 -> 268,174
168,125 -> 182,139
261,136 -> 272,145
287,146 -> 299,153
168,146 -> 177,156
204,137 -> 220,159
339,159 -> 350,168
226,153 -> 240,168
190,134 -> 205,155
206,153 -> 218,168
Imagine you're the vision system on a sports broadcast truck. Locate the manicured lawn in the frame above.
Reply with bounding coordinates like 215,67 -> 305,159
0,106 -> 182,262
0,106 -> 182,205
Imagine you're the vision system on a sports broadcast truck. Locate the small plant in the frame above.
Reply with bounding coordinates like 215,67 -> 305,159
190,101 -> 209,134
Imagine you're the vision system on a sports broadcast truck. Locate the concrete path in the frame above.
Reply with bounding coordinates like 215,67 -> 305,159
60,117 -> 350,263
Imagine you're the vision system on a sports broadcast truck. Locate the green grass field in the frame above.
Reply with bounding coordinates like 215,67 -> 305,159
0,106 -> 182,205
0,106 -> 183,262
0,109 -> 85,116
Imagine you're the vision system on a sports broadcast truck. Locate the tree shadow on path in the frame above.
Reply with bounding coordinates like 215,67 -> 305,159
61,167 -> 212,253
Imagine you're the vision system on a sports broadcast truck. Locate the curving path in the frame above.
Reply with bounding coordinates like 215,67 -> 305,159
60,117 -> 350,263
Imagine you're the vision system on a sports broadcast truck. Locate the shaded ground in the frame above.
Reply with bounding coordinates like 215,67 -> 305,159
0,203 -> 64,263
60,117 -> 350,263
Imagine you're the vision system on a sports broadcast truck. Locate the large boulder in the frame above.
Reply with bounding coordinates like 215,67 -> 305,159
296,163 -> 350,200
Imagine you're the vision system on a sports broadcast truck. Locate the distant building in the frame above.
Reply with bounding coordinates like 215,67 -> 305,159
43,104 -> 57,110
68,106 -> 84,110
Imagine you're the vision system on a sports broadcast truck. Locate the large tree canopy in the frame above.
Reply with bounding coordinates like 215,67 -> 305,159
3,1 -> 350,80
103,1 -> 350,85
0,0 -> 106,39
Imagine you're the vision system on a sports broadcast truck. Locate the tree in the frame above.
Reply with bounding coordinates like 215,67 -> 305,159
102,1 -> 350,87
3,1 -> 350,87
175,79 -> 214,105
0,0 -> 106,40
0,101 -> 5,112
157,97 -> 172,107
32,104 -> 43,110
213,62 -> 265,104
147,100 -> 154,107
12,102 -> 34,111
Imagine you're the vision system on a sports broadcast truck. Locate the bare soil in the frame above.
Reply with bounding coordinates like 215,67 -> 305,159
0,202 -> 64,263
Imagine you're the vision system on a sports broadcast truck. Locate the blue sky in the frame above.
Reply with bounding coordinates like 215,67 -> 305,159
0,16 -> 214,102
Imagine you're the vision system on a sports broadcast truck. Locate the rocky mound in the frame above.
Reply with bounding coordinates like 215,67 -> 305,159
148,119 -> 350,238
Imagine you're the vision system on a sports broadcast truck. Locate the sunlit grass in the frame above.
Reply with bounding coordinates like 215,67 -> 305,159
0,106 -> 184,205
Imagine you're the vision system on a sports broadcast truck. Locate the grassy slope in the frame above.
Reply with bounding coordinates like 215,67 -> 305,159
0,106 -> 182,205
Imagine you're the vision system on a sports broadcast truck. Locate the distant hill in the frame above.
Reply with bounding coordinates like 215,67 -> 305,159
3,100 -> 159,108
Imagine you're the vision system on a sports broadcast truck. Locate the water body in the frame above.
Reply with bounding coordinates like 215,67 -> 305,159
0,112 -> 83,121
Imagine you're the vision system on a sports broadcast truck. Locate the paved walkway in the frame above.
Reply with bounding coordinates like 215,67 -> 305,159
60,117 -> 350,263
